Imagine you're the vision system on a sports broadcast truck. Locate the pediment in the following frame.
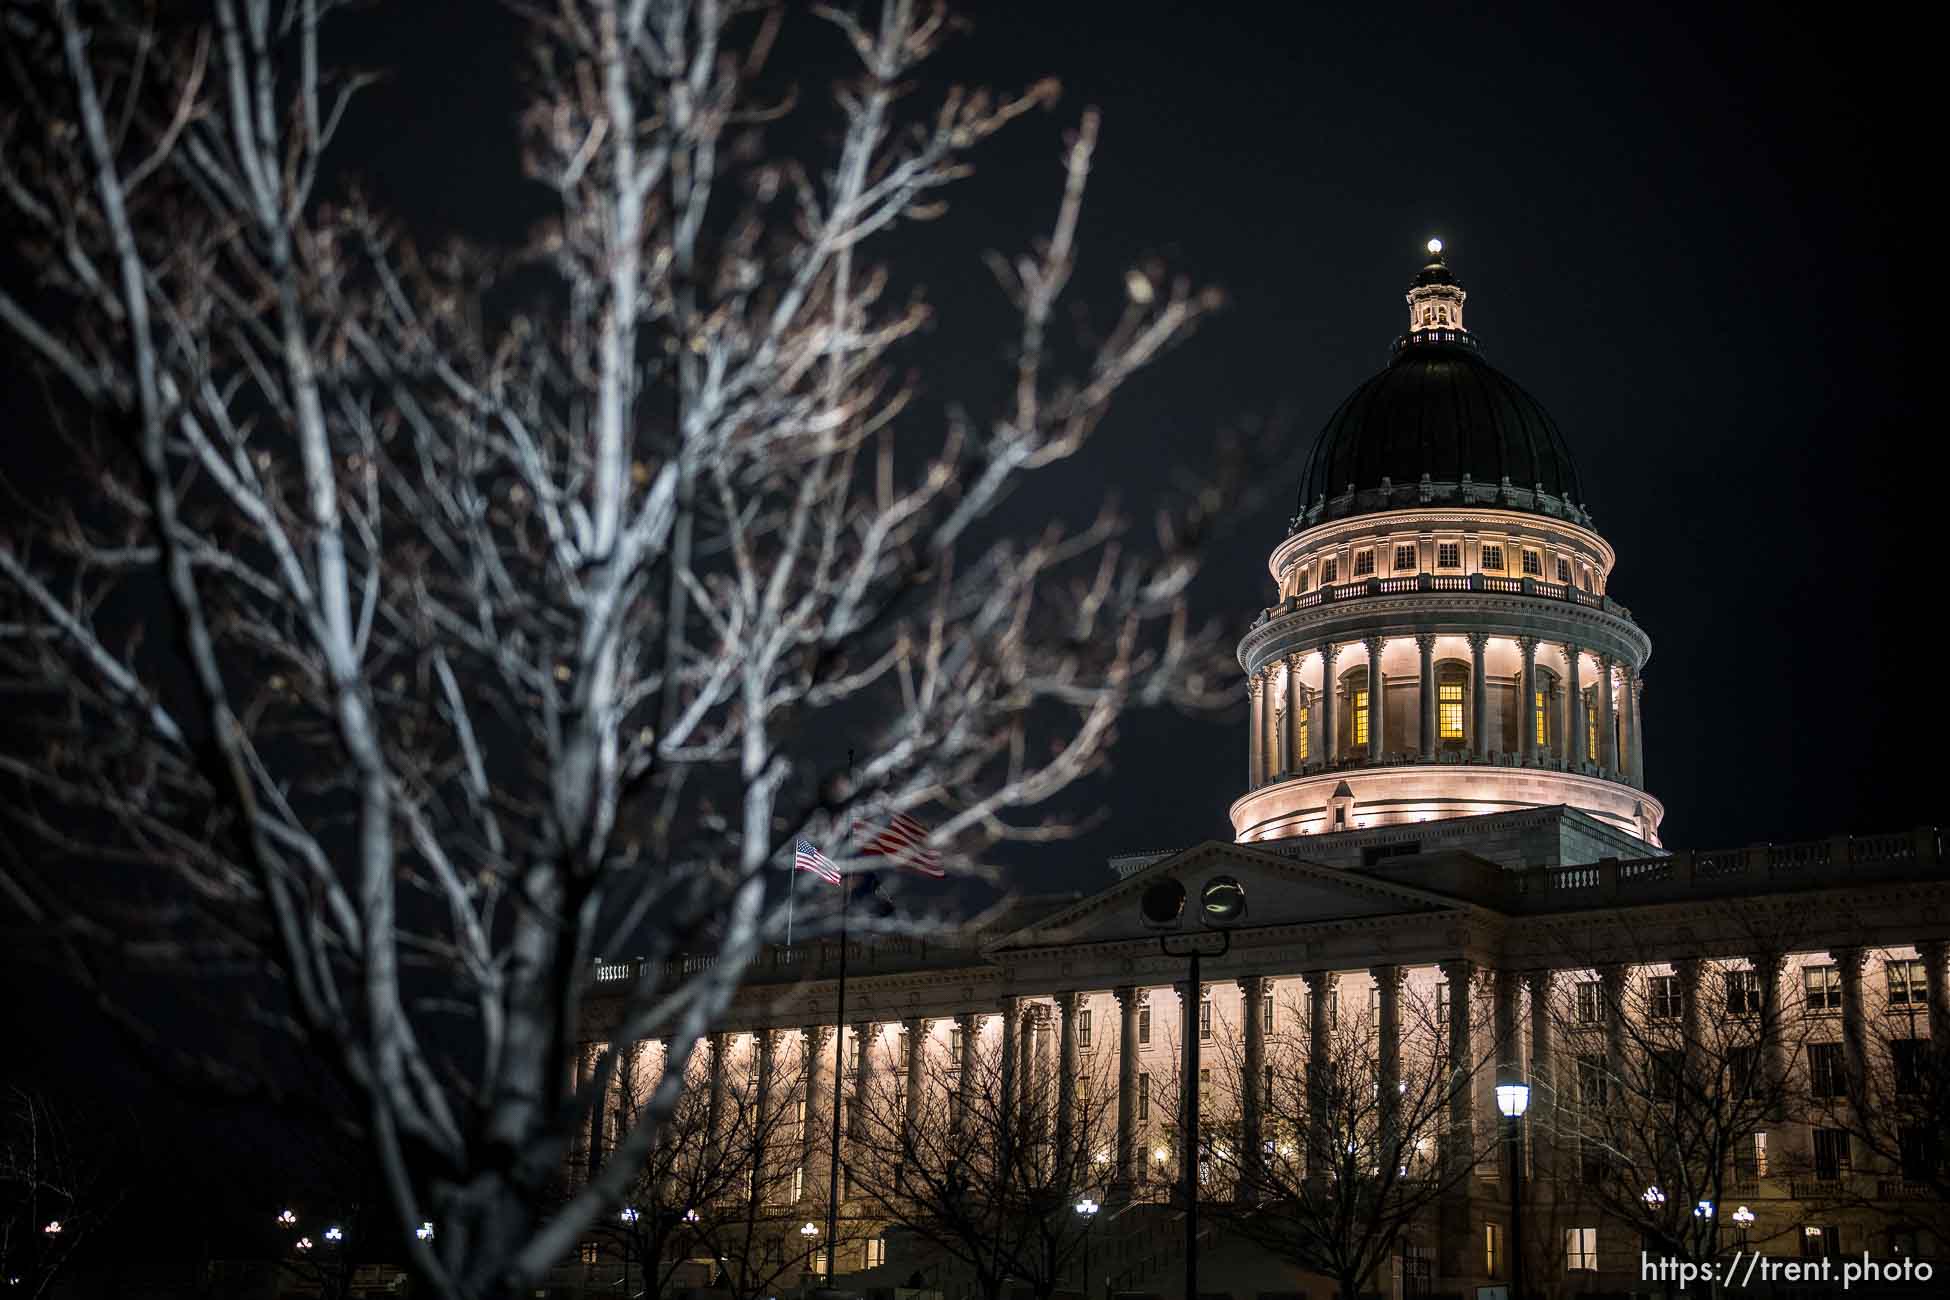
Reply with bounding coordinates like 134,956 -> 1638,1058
987,840 -> 1465,952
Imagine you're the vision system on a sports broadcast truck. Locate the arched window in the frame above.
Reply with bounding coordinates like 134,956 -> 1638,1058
1342,666 -> 1371,751
1534,668 -> 1559,750
1437,661 -> 1468,744
1294,692 -> 1312,762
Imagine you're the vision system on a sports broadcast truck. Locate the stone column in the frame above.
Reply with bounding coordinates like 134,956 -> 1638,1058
752,1030 -> 776,1209
1921,940 -> 1950,1049
1373,966 -> 1402,1142
1263,667 -> 1282,782
1600,966 -> 1627,1085
849,1021 -> 873,1142
1364,635 -> 1386,761
1022,1001 -> 1046,1137
903,1017 -> 927,1147
1468,633 -> 1489,761
999,996 -> 1020,1144
1565,645 -> 1584,765
1518,636 -> 1539,766
1247,675 -> 1265,788
1056,993 -> 1080,1161
1627,670 -> 1646,787
1676,959 -> 1702,1078
803,1025 -> 831,1187
1439,960 -> 1475,1179
1526,970 -> 1554,1183
705,1031 -> 728,1169
1114,986 -> 1139,1194
1751,955 -> 1787,1116
1494,971 -> 1521,1184
952,1014 -> 976,1137
1240,975 -> 1266,1200
1285,653 -> 1307,772
1319,642 -> 1340,764
1836,948 -> 1868,1098
1597,654 -> 1617,774
1303,970 -> 1337,1177
1417,634 -> 1437,760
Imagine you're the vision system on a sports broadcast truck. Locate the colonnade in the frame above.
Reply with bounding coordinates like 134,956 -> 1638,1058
1246,634 -> 1645,789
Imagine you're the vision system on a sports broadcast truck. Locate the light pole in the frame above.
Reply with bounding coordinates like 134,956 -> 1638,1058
1140,874 -> 1247,1300
1074,1197 -> 1099,1298
801,1221 -> 821,1282
621,1206 -> 640,1297
1494,1081 -> 1530,1300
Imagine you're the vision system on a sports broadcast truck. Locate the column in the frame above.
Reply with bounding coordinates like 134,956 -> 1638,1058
1285,653 -> 1307,772
1262,667 -> 1281,782
1526,970 -> 1554,1184
1565,644 -> 1584,766
999,996 -> 1020,1145
1114,986 -> 1139,1194
1921,940 -> 1950,1049
1302,970 -> 1336,1177
1751,954 -> 1787,1116
1364,635 -> 1386,762
1417,634 -> 1437,761
1247,675 -> 1265,788
1597,654 -> 1617,774
1836,948 -> 1867,1098
903,1017 -> 926,1148
1468,633 -> 1489,761
1626,669 -> 1646,787
705,1031 -> 728,1168
1518,636 -> 1539,766
1676,959 -> 1702,1078
1319,642 -> 1339,764
1600,965 -> 1626,1085
1439,960 -> 1475,1179
1021,1001 -> 1045,1137
952,1014 -> 976,1138
1373,966 -> 1402,1144
849,1021 -> 874,1146
803,1025 -> 830,1187
1240,975 -> 1266,1200
1056,993 -> 1080,1164
572,1044 -> 593,1179
1175,979 -> 1199,1178
1494,971 -> 1521,1184
752,1030 -> 776,1209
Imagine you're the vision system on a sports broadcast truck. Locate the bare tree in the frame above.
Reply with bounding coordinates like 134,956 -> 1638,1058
0,1087 -> 132,1299
1203,976 -> 1500,1300
1537,951 -> 1813,1291
0,1 -> 1236,1296
847,1019 -> 1119,1300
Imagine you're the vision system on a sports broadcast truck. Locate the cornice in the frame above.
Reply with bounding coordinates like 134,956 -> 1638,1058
1238,593 -> 1651,674
1271,507 -> 1619,580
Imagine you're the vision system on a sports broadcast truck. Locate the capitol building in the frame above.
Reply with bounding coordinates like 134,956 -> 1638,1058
574,246 -> 1949,1300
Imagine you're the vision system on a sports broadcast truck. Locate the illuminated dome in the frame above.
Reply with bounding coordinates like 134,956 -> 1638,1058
1293,244 -> 1591,531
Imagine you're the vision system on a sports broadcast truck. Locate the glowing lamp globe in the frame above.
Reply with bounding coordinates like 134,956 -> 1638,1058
1494,1082 -> 1530,1117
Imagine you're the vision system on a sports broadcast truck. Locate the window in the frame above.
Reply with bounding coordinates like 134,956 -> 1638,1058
1138,1000 -> 1151,1046
1734,1130 -> 1769,1180
1576,1055 -> 1607,1106
1295,697 -> 1311,761
1394,544 -> 1416,572
1650,1049 -> 1684,1106
1808,1042 -> 1846,1098
1812,1127 -> 1851,1180
865,1237 -> 886,1269
1354,549 -> 1375,577
1900,1126 -> 1940,1183
1352,681 -> 1370,747
1727,1046 -> 1760,1099
1521,549 -> 1542,576
1200,1067 -> 1212,1093
1574,980 -> 1604,1024
1438,674 -> 1465,740
1480,544 -> 1504,572
1565,1228 -> 1598,1272
1262,991 -> 1275,1032
1485,1223 -> 1504,1279
1200,995 -> 1213,1041
1649,975 -> 1681,1020
897,1029 -> 911,1073
1138,1072 -> 1151,1120
794,1163 -> 806,1201
1580,569 -> 1592,591
580,1243 -> 601,1265
1890,1037 -> 1925,1094
948,1022 -> 963,1058
1434,981 -> 1450,1026
1800,1225 -> 1839,1260
1887,959 -> 1928,1006
1725,969 -> 1763,1016
1296,569 -> 1309,594
1078,1008 -> 1092,1050
1584,688 -> 1599,762
1557,556 -> 1573,583
1805,965 -> 1842,1014
811,1249 -> 828,1274
1534,688 -> 1548,747
1321,557 -> 1338,584
1437,541 -> 1460,568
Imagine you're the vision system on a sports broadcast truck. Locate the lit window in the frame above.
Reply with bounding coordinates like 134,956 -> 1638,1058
1584,688 -> 1598,760
1138,1000 -> 1151,1045
865,1238 -> 886,1269
1438,681 -> 1464,740
1295,700 -> 1311,761
1522,549 -> 1542,576
1557,556 -> 1573,583
1887,959 -> 1928,1006
1079,1008 -> 1092,1050
1566,1227 -> 1598,1271
1322,557 -> 1338,584
1534,688 -> 1548,746
1354,550 -> 1375,577
1480,544 -> 1504,572
1353,687 -> 1370,746
1138,1072 -> 1150,1120
580,1243 -> 601,1265
1437,542 -> 1460,568
794,1164 -> 805,1201
1394,544 -> 1416,572
1805,966 -> 1843,1014
1485,1223 -> 1503,1278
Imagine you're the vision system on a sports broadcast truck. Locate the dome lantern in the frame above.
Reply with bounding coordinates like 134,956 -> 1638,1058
1405,237 -> 1467,336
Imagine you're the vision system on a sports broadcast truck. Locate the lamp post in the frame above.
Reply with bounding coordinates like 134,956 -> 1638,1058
1075,1197 -> 1100,1298
1494,1081 -> 1530,1300
621,1206 -> 640,1297
801,1221 -> 821,1281
1140,874 -> 1247,1300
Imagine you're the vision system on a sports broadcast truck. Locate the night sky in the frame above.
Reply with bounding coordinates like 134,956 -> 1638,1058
1,0 -> 1937,1266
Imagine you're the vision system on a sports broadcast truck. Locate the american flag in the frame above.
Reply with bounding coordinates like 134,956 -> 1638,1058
793,837 -> 841,884
857,811 -> 945,878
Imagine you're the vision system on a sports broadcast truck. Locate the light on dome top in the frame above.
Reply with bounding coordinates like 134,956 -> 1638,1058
1426,238 -> 1443,255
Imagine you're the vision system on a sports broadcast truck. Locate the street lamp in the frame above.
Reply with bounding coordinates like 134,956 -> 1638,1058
1140,874 -> 1247,1300
40,1223 -> 61,1237
800,1220 -> 821,1278
1075,1198 -> 1100,1299
1494,1082 -> 1530,1300
416,1222 -> 434,1242
323,1226 -> 344,1243
295,1237 -> 314,1252
619,1207 -> 640,1295
276,1210 -> 297,1228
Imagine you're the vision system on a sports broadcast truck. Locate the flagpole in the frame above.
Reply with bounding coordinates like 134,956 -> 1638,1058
826,747 -> 853,1284
786,844 -> 797,948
